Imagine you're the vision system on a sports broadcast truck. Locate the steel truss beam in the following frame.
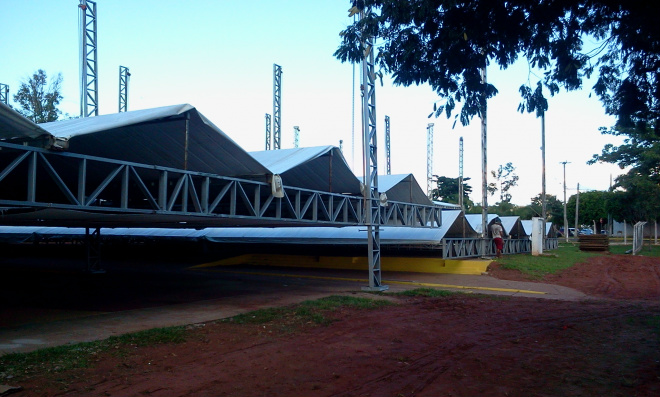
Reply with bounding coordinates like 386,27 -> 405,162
0,142 -> 441,229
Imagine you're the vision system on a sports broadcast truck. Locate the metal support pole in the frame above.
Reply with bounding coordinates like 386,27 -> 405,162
293,126 -> 300,148
0,83 -> 8,105
265,113 -> 272,150
385,115 -> 391,175
427,123 -> 434,196
359,8 -> 387,291
119,65 -> 130,112
85,227 -> 104,273
561,161 -> 570,242
79,0 -> 98,117
480,67 -> 488,255
541,112 -> 547,244
273,64 -> 282,150
459,137 -> 464,210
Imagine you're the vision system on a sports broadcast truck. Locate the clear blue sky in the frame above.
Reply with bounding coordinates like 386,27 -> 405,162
0,0 -> 625,206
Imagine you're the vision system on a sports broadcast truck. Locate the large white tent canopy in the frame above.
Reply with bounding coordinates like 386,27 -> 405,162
40,104 -> 270,179
249,146 -> 361,195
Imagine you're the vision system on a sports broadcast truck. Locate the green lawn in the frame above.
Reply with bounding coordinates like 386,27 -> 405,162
495,241 -> 660,279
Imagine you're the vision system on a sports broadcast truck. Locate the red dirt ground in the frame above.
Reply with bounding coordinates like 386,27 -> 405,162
7,254 -> 660,397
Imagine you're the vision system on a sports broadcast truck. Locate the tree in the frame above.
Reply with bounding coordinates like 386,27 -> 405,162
335,1 -> 660,130
431,176 -> 472,205
13,69 -> 63,123
566,190 -> 610,228
487,162 -> 519,203
529,193 -> 563,222
606,175 -> 660,223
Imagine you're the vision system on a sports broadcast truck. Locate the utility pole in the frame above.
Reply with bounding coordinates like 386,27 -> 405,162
79,0 -> 98,117
480,66 -> 488,255
293,126 -> 300,148
264,113 -> 271,150
385,115 -> 391,175
0,83 -> 8,105
560,161 -> 570,242
427,123 -> 434,196
272,64 -> 282,150
541,112 -> 547,245
355,5 -> 386,291
118,66 -> 130,112
575,183 -> 580,234
459,137 -> 464,210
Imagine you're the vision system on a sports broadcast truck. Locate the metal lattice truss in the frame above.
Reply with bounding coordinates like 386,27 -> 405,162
265,113 -> 271,150
273,64 -> 282,150
79,0 -> 98,117
119,66 -> 130,112
0,84 -> 8,105
0,142 -> 441,229
442,238 -> 533,259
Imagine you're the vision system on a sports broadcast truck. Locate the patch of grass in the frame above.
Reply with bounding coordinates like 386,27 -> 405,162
227,295 -> 392,327
396,288 -> 457,297
495,243 -> 603,279
0,326 -> 187,382
496,241 -> 660,278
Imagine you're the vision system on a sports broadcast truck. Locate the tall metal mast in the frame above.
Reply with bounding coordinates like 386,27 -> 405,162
265,113 -> 272,150
79,0 -> 98,117
118,66 -> 130,112
0,84 -> 8,105
426,123 -> 434,196
273,64 -> 282,150
356,7 -> 386,291
459,137 -> 464,210
385,115 -> 391,175
293,126 -> 300,148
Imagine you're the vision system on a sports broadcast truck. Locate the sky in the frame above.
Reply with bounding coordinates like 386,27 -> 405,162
0,0 -> 627,206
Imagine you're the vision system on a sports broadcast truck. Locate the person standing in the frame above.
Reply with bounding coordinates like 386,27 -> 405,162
490,218 -> 505,258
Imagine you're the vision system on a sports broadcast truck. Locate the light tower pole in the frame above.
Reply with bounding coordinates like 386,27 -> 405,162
293,126 -> 300,148
273,64 -> 282,150
0,84 -> 8,105
265,113 -> 271,150
459,137 -> 464,210
79,0 -> 98,117
356,5 -> 386,291
427,123 -> 434,197
385,115 -> 391,175
118,66 -> 130,112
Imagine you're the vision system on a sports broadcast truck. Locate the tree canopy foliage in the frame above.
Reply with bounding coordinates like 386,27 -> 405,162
335,1 -> 660,130
487,162 -> 519,203
430,176 -> 472,205
13,69 -> 63,123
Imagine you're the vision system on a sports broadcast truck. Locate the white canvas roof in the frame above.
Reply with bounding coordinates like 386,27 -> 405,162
39,104 -> 270,178
464,213 -> 499,235
378,174 -> 432,205
521,220 -> 555,237
249,146 -> 361,194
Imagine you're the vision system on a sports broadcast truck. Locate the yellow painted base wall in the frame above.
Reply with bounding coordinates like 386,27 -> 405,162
194,254 -> 491,275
